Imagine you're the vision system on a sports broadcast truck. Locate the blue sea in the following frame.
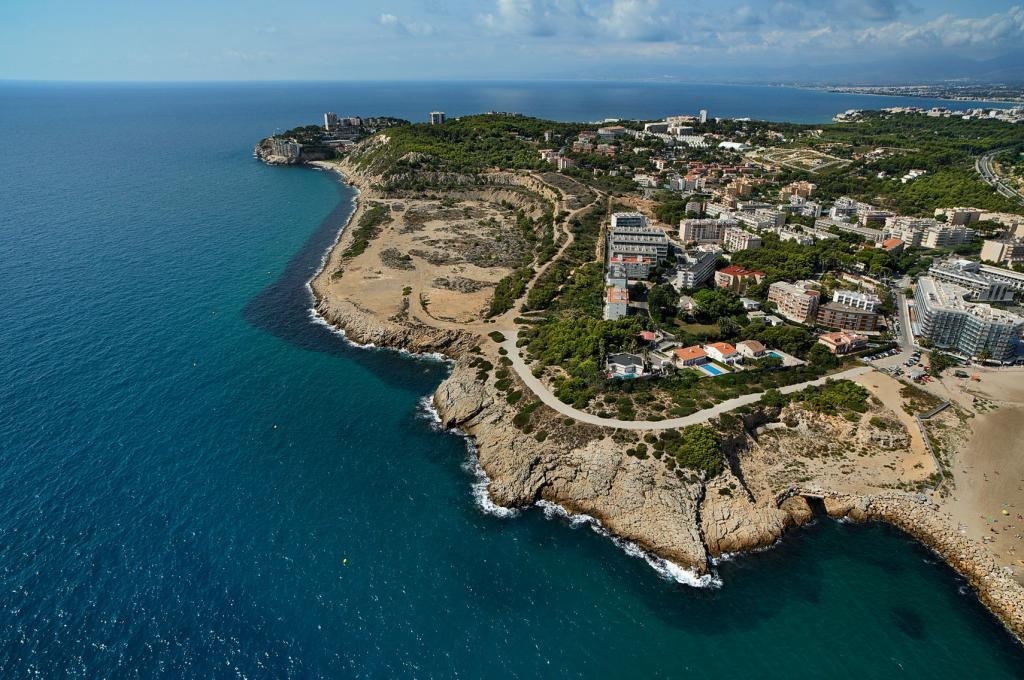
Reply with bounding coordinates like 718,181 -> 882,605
1,81 -> 1023,678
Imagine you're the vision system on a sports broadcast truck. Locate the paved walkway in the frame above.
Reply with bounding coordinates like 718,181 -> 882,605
499,330 -> 873,431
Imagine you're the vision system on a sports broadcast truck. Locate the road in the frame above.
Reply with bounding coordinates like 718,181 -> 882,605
871,280 -> 918,370
499,330 -> 873,431
977,151 -> 1024,208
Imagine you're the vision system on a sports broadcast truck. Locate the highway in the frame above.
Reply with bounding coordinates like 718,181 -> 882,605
976,151 -> 1024,207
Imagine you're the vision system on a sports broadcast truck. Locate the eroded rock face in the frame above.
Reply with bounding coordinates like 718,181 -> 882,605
701,472 -> 811,556
434,361 -> 710,572
314,298 -> 474,356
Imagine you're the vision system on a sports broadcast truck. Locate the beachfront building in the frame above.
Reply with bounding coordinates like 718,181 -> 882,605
768,280 -> 821,324
429,111 -> 446,125
606,353 -> 646,378
673,345 -> 708,367
704,342 -> 740,364
928,260 -> 1015,303
603,286 -> 630,321
818,331 -> 869,355
722,227 -> 762,252
914,276 -> 1024,362
736,339 -> 766,359
715,265 -> 765,294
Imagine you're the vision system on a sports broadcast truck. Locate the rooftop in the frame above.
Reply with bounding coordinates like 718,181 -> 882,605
706,341 -> 738,355
673,346 -> 707,361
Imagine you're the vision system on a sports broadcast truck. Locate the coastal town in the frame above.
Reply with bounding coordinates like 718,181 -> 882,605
259,103 -> 1024,641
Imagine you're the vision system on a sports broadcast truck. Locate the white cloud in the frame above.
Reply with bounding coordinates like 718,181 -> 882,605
378,12 -> 436,37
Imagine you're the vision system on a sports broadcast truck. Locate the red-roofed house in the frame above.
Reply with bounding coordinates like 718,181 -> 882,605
704,342 -> 740,364
673,345 -> 708,367
881,238 -> 905,254
714,265 -> 766,293
818,331 -> 868,355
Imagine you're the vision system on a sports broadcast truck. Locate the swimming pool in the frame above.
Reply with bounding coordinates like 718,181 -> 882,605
701,363 -> 725,376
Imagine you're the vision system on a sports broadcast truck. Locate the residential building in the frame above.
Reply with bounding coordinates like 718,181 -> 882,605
980,238 -> 1024,267
608,254 -> 653,279
886,217 -> 975,249
978,263 -> 1024,292
429,111 -> 446,125
699,109 -> 708,124
672,250 -> 719,290
935,207 -> 983,225
324,112 -> 340,130
606,353 -> 646,377
736,339 -> 766,359
603,286 -> 630,321
780,181 -> 816,201
817,302 -> 880,332
778,229 -> 815,246
740,297 -> 761,311
880,237 -> 905,254
723,227 -> 762,252
704,342 -> 740,364
715,265 -> 765,293
597,125 -> 627,139
928,260 -> 1015,303
832,289 -> 881,312
557,156 -> 576,171
815,218 -> 884,243
818,331 -> 869,355
611,212 -> 648,229
768,280 -> 821,324
268,138 -> 301,161
679,217 -> 735,243
673,345 -> 708,367
608,213 -> 669,261
914,276 -> 1024,362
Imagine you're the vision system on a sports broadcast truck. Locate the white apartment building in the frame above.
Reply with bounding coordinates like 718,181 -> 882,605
671,250 -> 719,290
723,227 -> 762,252
914,276 -> 1024,362
832,289 -> 882,312
679,217 -> 735,244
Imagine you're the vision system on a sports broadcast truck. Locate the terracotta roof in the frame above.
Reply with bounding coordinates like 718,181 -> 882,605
673,346 -> 707,361
706,342 -> 737,355
606,287 -> 629,304
717,265 -> 764,277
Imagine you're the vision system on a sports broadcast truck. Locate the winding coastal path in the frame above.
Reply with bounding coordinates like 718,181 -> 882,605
499,330 -> 873,431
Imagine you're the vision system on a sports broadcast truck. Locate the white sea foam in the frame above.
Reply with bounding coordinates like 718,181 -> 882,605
415,396 -> 519,519
535,501 -> 722,589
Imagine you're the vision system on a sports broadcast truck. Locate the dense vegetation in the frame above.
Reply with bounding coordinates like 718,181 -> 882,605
777,112 -> 1024,215
341,203 -> 390,259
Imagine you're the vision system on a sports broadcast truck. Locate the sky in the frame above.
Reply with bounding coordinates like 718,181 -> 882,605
2,0 -> 1023,82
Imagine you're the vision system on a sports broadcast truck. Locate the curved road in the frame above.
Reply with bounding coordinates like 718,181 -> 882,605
977,151 -> 1024,207
499,330 -> 872,431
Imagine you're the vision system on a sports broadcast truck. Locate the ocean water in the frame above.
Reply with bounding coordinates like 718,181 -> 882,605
1,81 -> 1022,678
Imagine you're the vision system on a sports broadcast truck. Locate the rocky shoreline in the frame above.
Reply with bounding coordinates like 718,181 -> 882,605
296,158 -> 1024,644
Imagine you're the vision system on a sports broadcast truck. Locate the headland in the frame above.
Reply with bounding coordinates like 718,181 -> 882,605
260,109 -> 1024,642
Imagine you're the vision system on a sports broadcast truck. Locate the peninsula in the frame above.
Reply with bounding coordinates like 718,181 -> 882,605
257,108 -> 1024,641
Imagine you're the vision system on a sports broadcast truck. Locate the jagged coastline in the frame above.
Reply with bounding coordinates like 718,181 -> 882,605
287,156 -> 1024,644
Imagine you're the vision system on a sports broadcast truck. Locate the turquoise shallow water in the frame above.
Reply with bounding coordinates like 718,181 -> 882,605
1,82 -> 1023,678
